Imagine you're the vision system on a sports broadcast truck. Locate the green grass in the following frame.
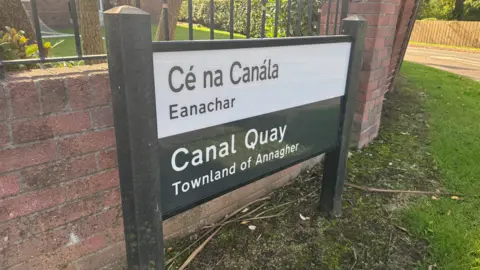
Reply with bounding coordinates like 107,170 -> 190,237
45,24 -> 245,58
401,61 -> 480,269
409,41 -> 480,53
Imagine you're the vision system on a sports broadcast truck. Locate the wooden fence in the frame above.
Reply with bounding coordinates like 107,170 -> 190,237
410,20 -> 480,48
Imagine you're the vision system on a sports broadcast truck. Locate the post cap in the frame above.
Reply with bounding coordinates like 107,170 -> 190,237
343,15 -> 367,22
104,5 -> 149,15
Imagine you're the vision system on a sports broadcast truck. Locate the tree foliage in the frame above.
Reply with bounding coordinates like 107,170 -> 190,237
178,0 -> 321,38
418,0 -> 480,21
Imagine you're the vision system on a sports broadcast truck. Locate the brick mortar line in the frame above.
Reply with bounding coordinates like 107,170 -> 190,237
4,68 -> 108,83
71,240 -> 126,269
0,146 -> 116,180
4,102 -> 113,123
0,125 -> 114,152
4,207 -> 123,269
1,188 -> 122,248
0,167 -> 118,206
7,230 -> 113,270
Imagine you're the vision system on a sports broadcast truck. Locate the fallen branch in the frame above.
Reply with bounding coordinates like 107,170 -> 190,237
346,183 -> 464,196
179,225 -> 224,270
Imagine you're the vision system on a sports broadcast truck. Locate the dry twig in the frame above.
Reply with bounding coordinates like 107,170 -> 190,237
349,247 -> 358,270
178,225 -> 224,270
346,183 -> 465,196
253,201 -> 295,218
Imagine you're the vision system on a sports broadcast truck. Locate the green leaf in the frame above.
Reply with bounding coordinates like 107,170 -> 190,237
0,42 -> 11,49
25,44 -> 38,57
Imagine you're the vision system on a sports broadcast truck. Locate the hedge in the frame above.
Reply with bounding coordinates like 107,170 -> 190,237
178,0 -> 324,38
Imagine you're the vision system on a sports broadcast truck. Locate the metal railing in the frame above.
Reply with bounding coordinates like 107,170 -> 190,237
0,0 -> 348,73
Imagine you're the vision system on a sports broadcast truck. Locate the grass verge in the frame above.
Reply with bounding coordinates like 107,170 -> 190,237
401,61 -> 480,269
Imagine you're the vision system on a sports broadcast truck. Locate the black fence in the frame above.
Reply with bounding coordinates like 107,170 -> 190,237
0,0 -> 348,73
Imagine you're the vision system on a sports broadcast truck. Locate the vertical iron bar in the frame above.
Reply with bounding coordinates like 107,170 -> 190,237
274,0 -> 280,37
296,0 -> 302,36
261,0 -> 267,38
340,0 -> 349,21
325,0 -> 332,35
230,0 -> 234,39
246,0 -> 252,38
287,0 -> 292,36
188,0 -> 193,40
333,0 -> 340,34
308,0 -> 313,36
0,54 -> 5,80
210,0 -> 215,40
30,0 -> 45,59
317,7 -> 321,35
69,0 -> 82,57
162,0 -> 170,40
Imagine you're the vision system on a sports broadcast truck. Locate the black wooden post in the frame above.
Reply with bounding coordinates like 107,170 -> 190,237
104,6 -> 164,270
320,15 -> 366,217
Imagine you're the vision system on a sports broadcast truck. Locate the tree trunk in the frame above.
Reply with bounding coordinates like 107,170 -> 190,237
117,0 -> 136,6
77,0 -> 105,64
453,0 -> 465,20
155,0 -> 183,40
0,0 -> 35,39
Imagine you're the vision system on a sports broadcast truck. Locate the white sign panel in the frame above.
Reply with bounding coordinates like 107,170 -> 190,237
153,42 -> 351,139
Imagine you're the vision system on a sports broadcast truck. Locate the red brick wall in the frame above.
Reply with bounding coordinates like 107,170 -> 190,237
388,0 -> 416,90
320,0 -> 416,148
0,65 -> 321,269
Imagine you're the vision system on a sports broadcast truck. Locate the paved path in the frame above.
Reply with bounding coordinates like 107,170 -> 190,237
404,47 -> 480,81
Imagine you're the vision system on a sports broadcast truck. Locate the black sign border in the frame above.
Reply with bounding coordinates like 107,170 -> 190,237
153,36 -> 353,219
152,35 -> 352,52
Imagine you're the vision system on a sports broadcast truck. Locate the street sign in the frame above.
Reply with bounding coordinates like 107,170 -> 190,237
105,6 -> 365,270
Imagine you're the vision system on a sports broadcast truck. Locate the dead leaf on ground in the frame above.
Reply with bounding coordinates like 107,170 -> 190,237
450,196 -> 461,201
431,196 -> 440,200
248,225 -> 256,231
240,220 -> 249,225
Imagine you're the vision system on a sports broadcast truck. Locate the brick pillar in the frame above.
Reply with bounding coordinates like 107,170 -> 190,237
320,0 -> 401,148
